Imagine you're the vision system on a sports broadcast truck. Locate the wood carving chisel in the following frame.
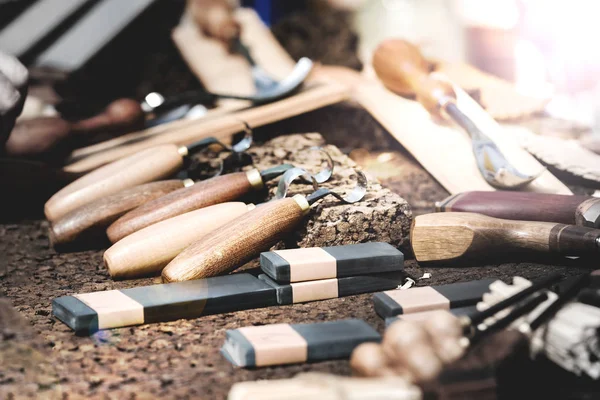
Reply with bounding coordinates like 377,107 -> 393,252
436,191 -> 600,228
411,212 -> 600,265
106,150 -> 333,242
161,167 -> 367,283
104,202 -> 255,279
49,179 -> 190,248
44,133 -> 251,222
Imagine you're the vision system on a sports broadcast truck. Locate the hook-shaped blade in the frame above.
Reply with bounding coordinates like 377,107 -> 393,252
445,102 -> 543,189
231,123 -> 253,153
307,147 -> 334,184
473,139 -> 545,189
275,167 -> 319,199
306,170 -> 368,205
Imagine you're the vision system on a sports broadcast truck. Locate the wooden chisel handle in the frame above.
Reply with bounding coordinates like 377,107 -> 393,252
411,212 -> 600,264
106,170 -> 263,243
372,39 -> 455,116
436,191 -> 599,228
188,0 -> 240,46
44,144 -> 185,221
162,196 -> 309,282
49,180 -> 186,248
105,202 -> 254,279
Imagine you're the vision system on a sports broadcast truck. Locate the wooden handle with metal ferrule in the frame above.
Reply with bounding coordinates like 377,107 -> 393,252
162,195 -> 309,282
104,202 -> 255,280
411,212 -> 600,264
106,170 -> 263,243
372,39 -> 455,116
437,191 -> 594,227
49,180 -> 186,248
44,144 -> 185,221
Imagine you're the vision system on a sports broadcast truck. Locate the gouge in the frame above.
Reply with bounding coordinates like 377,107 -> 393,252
161,167 -> 367,282
44,132 -> 252,222
411,212 -> 600,265
49,179 -> 190,248
372,39 -> 542,189
104,202 -> 255,279
436,191 -> 600,229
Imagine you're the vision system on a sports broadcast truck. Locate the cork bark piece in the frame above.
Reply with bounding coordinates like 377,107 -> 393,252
245,133 -> 412,252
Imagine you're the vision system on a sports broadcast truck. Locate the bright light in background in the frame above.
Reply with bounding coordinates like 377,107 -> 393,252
454,0 -> 519,29
514,39 -> 552,97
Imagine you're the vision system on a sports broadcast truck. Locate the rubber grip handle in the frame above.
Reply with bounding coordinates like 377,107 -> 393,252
162,197 -> 307,282
106,171 -> 254,243
411,212 -> 600,264
44,144 -> 184,221
49,180 -> 185,248
104,202 -> 254,279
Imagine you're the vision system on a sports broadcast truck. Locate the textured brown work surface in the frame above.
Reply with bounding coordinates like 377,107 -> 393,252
1,113 -> 597,399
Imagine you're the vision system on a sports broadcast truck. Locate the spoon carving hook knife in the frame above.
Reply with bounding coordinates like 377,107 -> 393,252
161,167 -> 367,282
106,148 -> 335,243
372,39 -> 543,190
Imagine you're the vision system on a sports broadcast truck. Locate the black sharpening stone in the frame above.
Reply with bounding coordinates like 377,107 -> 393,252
52,273 -> 277,334
258,272 -> 405,305
373,279 -> 496,319
260,242 -> 403,283
221,319 -> 381,367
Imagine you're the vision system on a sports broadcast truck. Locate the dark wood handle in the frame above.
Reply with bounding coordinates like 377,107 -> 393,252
372,39 -> 455,116
437,191 -> 592,227
107,171 -> 256,243
188,0 -> 240,46
49,180 -> 185,248
411,212 -> 600,264
5,99 -> 143,160
70,98 -> 144,135
162,197 -> 308,282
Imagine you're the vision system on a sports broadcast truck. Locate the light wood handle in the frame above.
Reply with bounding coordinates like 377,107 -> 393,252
411,212 -> 600,264
188,0 -> 240,45
162,196 -> 308,282
45,144 -> 184,221
49,180 -> 185,248
437,191 -> 592,226
104,202 -> 253,279
107,171 -> 257,243
63,83 -> 349,173
372,39 -> 455,116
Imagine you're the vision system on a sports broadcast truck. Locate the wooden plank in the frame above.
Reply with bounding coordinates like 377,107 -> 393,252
63,82 -> 349,173
354,80 -> 571,195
